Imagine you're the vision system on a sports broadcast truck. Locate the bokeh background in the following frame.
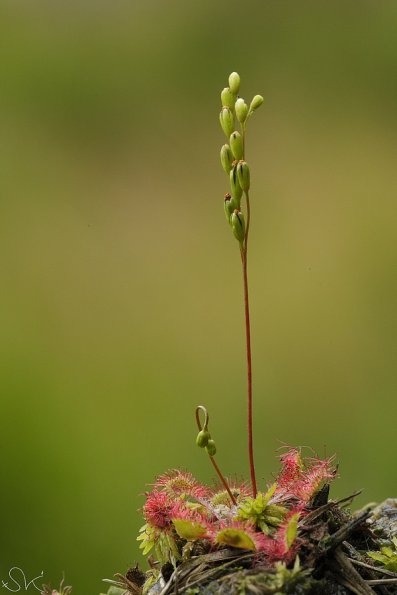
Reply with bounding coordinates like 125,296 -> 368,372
1,0 -> 396,592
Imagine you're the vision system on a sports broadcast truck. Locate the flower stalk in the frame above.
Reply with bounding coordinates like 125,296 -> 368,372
218,73 -> 264,498
240,200 -> 256,498
195,405 -> 237,505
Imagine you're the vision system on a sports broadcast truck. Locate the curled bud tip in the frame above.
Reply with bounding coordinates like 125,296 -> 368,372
220,144 -> 233,174
237,160 -> 250,192
231,210 -> 245,244
219,107 -> 234,138
249,94 -> 264,113
235,98 -> 248,123
221,87 -> 236,109
206,439 -> 217,456
230,131 -> 243,161
228,72 -> 240,95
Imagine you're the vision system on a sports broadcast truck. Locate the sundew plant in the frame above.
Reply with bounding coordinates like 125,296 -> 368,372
45,72 -> 396,595
135,72 -> 336,574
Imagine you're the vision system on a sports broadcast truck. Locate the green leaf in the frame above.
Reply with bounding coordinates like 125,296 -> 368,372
137,523 -> 156,556
368,549 -> 397,572
380,546 -> 394,557
215,528 -> 256,551
172,519 -> 207,541
236,489 -> 286,532
262,483 -> 277,506
368,551 -> 387,564
286,513 -> 300,549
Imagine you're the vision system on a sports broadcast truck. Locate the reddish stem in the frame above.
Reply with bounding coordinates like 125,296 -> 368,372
241,191 -> 257,498
209,456 -> 237,506
195,406 -> 237,506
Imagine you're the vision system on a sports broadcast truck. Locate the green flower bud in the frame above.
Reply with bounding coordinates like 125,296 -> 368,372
220,144 -> 233,174
231,209 -> 245,244
228,72 -> 240,95
219,107 -> 234,138
249,94 -> 264,113
224,193 -> 233,223
224,193 -> 240,223
229,131 -> 243,161
221,87 -> 235,109
196,429 -> 211,448
230,167 -> 243,202
206,439 -> 217,456
237,160 -> 250,192
235,98 -> 248,123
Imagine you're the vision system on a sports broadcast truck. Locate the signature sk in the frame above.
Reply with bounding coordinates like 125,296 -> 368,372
1,567 -> 43,592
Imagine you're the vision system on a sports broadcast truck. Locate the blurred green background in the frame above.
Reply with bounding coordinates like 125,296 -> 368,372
1,0 -> 396,592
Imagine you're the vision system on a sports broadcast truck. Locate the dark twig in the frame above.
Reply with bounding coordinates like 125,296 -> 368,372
301,491 -> 363,529
367,578 -> 397,585
158,550 -> 255,594
321,510 -> 371,552
327,548 -> 376,595
348,558 -> 397,579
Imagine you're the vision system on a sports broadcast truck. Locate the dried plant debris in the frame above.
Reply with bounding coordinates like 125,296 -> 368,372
367,500 -> 397,542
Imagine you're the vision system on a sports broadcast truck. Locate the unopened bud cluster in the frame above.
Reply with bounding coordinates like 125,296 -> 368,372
196,426 -> 217,456
219,72 -> 263,246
